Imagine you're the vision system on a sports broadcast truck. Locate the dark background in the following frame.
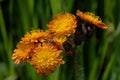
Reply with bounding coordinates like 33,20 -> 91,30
0,0 -> 120,80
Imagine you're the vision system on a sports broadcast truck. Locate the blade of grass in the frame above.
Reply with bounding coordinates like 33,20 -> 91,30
114,22 -> 120,37
89,58 -> 99,80
102,53 -> 115,80
17,0 -> 30,32
26,0 -> 34,15
9,0 -> 13,21
33,14 -> 38,29
63,0 -> 74,12
100,38 -> 109,63
8,32 -> 14,75
26,0 -> 38,29
47,67 -> 60,80
49,0 -> 61,15
25,63 -> 39,80
0,5 -> 8,52
37,0 -> 50,30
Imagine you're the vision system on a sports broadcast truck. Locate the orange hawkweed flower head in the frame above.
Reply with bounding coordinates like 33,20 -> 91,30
76,10 -> 108,29
21,29 -> 52,43
28,43 -> 64,75
47,13 -> 77,37
12,43 -> 35,64
12,29 -> 51,64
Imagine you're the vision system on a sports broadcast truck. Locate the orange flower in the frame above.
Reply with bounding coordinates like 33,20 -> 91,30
76,10 -> 108,29
12,43 -> 35,64
12,29 -> 65,75
21,30 -> 52,44
47,13 -> 77,36
12,29 -> 51,64
28,43 -> 64,75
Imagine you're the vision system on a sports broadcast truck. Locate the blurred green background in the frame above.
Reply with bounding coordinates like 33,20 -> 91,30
0,0 -> 120,80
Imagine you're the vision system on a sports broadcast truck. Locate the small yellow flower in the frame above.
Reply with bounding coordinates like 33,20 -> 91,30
47,13 -> 77,36
28,43 -> 64,75
52,36 -> 67,50
12,29 -> 51,64
76,10 -> 108,29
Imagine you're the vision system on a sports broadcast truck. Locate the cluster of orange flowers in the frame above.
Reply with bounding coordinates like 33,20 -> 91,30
12,10 -> 108,75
